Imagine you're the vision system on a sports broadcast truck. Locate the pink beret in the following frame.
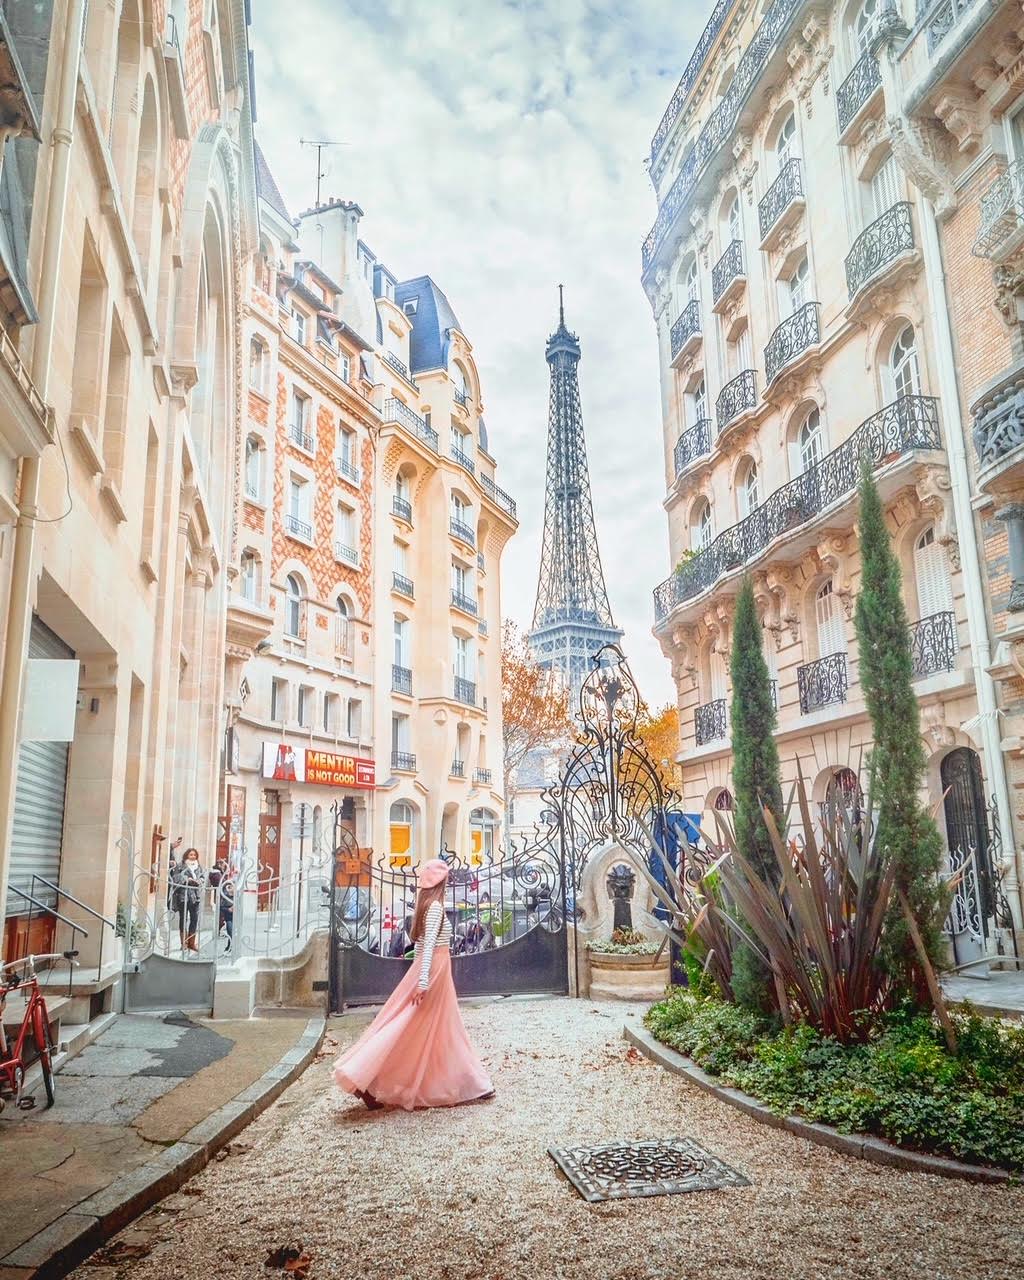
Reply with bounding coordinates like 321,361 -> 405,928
418,858 -> 450,888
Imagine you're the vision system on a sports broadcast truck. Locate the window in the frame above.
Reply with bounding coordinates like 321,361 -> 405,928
688,378 -> 708,426
346,698 -> 361,739
393,615 -> 409,667
869,153 -> 900,220
336,502 -> 357,560
402,298 -> 418,316
240,551 -> 258,602
452,364 -> 469,400
685,256 -> 700,304
287,474 -> 311,535
291,309 -> 307,346
249,336 -> 268,392
796,407 -> 825,475
391,713 -> 410,753
728,325 -> 752,377
338,425 -> 358,480
245,435 -> 262,500
358,248 -> 372,283
453,633 -> 471,680
452,559 -> 470,597
452,424 -> 471,459
915,526 -> 955,620
335,596 -> 352,656
323,694 -> 336,734
888,325 -> 920,400
297,685 -> 309,727
775,113 -> 797,171
340,353 -> 351,383
726,196 -> 742,245
739,460 -> 760,517
470,807 -> 498,861
710,649 -> 728,702
816,579 -> 846,656
786,256 -> 810,313
290,390 -> 311,446
270,678 -> 285,722
285,574 -> 304,638
851,0 -> 878,58
390,800 -> 414,861
692,500 -> 713,552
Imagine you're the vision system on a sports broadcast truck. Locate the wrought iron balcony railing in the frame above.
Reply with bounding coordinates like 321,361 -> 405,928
670,299 -> 701,361
758,157 -> 804,241
391,750 -> 416,772
764,302 -> 820,386
798,652 -> 848,714
973,160 -> 1024,259
973,364 -> 1024,471
716,369 -> 757,434
695,698 -> 727,746
474,768 -> 493,785
711,239 -> 744,304
392,571 -> 414,598
769,679 -> 778,712
335,542 -> 358,566
336,455 -> 360,484
392,664 -> 412,695
245,480 -> 259,500
845,202 -> 914,299
383,397 -> 438,452
454,387 -> 469,407
649,0 -> 731,166
480,473 -> 517,519
642,0 -> 805,268
289,424 -> 314,452
383,350 -> 418,388
392,495 -> 412,522
451,589 -> 478,616
450,445 -> 476,475
674,419 -> 712,475
653,395 -> 942,622
454,676 -> 476,706
909,610 -> 958,679
478,618 -> 488,636
836,49 -> 882,134
450,759 -> 465,778
284,513 -> 312,541
925,0 -> 979,54
477,552 -> 485,570
450,517 -> 476,545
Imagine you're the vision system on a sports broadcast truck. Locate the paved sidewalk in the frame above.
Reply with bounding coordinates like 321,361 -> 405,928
0,1010 -> 324,1277
942,969 -> 1024,1018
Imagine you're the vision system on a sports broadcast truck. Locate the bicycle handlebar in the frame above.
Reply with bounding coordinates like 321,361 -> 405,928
0,952 -> 79,982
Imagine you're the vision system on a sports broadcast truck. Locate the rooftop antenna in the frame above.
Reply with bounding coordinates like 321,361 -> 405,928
299,138 -> 349,207
558,283 -> 564,327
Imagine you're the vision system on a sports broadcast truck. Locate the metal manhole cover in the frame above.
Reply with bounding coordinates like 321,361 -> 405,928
548,1137 -> 750,1202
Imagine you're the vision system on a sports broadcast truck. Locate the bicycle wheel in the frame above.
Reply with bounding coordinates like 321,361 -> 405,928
32,1001 -> 55,1109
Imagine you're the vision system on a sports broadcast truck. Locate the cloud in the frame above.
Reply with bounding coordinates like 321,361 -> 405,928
250,0 -> 712,709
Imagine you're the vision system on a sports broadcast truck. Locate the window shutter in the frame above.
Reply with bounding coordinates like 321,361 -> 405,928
915,536 -> 954,620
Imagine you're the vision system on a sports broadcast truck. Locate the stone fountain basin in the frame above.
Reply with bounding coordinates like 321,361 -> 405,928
588,949 -> 671,1002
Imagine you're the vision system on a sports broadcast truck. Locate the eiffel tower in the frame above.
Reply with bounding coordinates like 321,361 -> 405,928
528,289 -> 623,706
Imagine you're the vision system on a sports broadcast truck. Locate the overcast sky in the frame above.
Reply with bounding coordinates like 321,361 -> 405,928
250,0 -> 713,708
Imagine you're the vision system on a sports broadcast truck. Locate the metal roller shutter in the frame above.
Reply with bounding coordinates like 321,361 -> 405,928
6,617 -> 76,915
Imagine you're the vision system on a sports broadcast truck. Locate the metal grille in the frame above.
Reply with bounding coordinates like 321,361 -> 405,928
392,495 -> 412,521
758,157 -> 803,240
674,419 -> 712,475
336,456 -> 359,484
454,676 -> 477,705
941,747 -> 995,936
450,446 -> 476,475
973,160 -> 1024,259
391,664 -> 412,695
925,0 -> 977,53
972,366 -> 1024,468
480,473 -> 517,518
391,751 -> 416,772
797,652 -> 848,714
649,0 -> 733,166
450,517 -> 476,545
335,542 -> 358,566
383,397 -> 438,451
451,589 -> 478,616
392,572 -> 414,598
716,369 -> 757,433
549,1137 -> 749,1203
450,759 -> 465,777
288,426 -> 314,452
909,610 -> 957,679
474,768 -> 493,785
694,698 -> 727,746
284,513 -> 312,541
836,48 -> 881,134
454,387 -> 469,407
670,299 -> 701,360
383,350 -> 418,388
711,239 -> 744,303
845,203 -> 914,298
765,302 -> 819,385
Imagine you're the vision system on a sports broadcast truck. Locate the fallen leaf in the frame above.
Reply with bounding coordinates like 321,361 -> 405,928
265,1244 -> 312,1278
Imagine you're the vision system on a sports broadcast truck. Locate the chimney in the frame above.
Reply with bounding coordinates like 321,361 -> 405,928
295,198 -> 377,346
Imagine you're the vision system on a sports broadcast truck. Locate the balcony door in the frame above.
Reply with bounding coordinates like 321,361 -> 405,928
816,579 -> 846,657
914,527 -> 954,621
869,153 -> 900,220
710,649 -> 727,704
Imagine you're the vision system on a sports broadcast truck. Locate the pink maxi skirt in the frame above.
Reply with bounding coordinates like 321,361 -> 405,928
333,947 -> 492,1110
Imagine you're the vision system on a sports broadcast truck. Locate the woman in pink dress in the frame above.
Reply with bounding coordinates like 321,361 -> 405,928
333,858 -> 494,1110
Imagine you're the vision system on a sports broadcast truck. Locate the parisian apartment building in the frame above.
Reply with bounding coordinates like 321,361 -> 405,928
643,0 -> 1024,962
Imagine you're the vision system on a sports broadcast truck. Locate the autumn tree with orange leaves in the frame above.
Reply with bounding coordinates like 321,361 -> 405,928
633,702 -> 681,790
501,621 -> 574,802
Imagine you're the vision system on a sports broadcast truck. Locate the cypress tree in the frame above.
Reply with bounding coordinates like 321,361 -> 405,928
729,575 -> 785,1010
854,462 -> 947,997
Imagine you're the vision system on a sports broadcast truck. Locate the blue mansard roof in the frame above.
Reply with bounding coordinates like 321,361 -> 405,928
394,275 -> 464,374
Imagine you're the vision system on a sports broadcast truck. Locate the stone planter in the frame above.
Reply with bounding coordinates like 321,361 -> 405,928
587,949 -> 670,1002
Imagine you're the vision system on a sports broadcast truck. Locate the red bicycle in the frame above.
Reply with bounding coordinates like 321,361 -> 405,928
0,951 -> 76,1112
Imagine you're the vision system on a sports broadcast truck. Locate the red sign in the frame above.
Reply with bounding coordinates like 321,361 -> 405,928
262,744 -> 375,789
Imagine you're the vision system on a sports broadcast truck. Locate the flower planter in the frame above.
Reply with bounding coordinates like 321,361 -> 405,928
587,949 -> 671,1002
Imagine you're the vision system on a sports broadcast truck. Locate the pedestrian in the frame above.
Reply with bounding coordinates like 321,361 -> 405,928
219,872 -> 235,954
171,847 -> 205,952
334,858 -> 494,1111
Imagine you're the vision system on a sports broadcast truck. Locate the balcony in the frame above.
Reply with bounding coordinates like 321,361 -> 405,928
798,653 -> 848,715
909,611 -> 958,679
383,397 -> 438,453
392,571 -> 415,598
454,387 -> 469,408
695,698 -> 727,746
451,589 -> 478,617
336,455 -> 360,485
449,516 -> 476,546
674,419 -> 712,476
924,0 -> 980,54
764,302 -> 820,388
288,423 -> 314,453
474,768 -> 493,785
836,49 -> 882,138
972,363 -> 1024,492
653,395 -> 942,623
334,541 -> 358,566
973,161 -> 1024,262
711,240 -> 745,311
480,474 -> 517,519
769,679 -> 778,712
845,203 -> 915,303
450,445 -> 476,476
716,369 -> 757,435
383,350 -> 418,390
454,676 -> 477,706
649,0 -> 732,167
392,495 -> 413,522
670,299 -> 702,366
758,157 -> 805,249
451,759 -> 466,778
392,664 -> 413,695
392,750 -> 416,772
284,513 -> 313,542
478,618 -> 489,637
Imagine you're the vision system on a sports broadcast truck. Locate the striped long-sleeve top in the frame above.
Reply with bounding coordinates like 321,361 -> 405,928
414,901 -> 451,990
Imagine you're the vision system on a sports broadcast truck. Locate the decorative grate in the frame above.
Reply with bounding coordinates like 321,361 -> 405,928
289,425 -> 314,452
798,652 -> 848,714
695,698 -> 727,746
383,349 -> 418,388
973,160 -> 1024,259
549,1137 -> 749,1203
336,455 -> 360,485
674,418 -> 712,475
649,0 -> 732,166
764,302 -> 819,386
758,157 -> 803,241
391,751 -> 416,772
845,203 -> 914,299
335,542 -> 358,566
716,369 -> 757,433
909,610 -> 958,679
474,768 -> 493,785
836,48 -> 882,134
454,387 -> 469,407
711,239 -> 744,303
973,365 -> 1024,467
450,759 -> 465,777
670,299 -> 701,360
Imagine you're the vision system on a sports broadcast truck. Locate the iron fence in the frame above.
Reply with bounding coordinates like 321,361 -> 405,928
451,589 -> 478,616
284,513 -> 312,541
449,517 -> 476,545
450,445 -> 476,475
391,751 -> 416,772
392,664 -> 412,695
392,495 -> 412,521
924,0 -> 977,53
392,571 -> 415,598
383,398 -> 438,451
973,160 -> 1024,259
480,473 -> 517,518
454,676 -> 477,706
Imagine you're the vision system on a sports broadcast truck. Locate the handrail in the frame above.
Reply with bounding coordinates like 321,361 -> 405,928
30,875 -> 115,930
8,886 -> 89,936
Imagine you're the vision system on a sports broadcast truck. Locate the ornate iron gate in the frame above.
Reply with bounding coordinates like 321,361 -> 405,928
941,747 -> 995,956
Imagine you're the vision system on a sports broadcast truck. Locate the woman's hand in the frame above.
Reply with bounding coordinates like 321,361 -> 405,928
412,988 -> 426,1006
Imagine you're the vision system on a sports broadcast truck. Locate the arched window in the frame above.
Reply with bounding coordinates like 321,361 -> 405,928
851,0 -> 878,58
887,325 -> 921,401
816,579 -> 846,656
335,595 -> 352,657
775,112 -> 798,171
710,649 -> 728,702
470,807 -> 499,862
452,363 -> 469,402
786,255 -> 810,314
725,195 -> 742,246
285,574 -> 304,638
738,459 -> 760,517
395,471 -> 410,503
110,0 -> 141,197
677,254 -> 700,313
795,407 -> 825,475
249,336 -> 268,392
244,435 -> 262,500
692,499 -> 713,553
240,551 -> 258,602
688,378 -> 708,426
714,788 -> 734,811
914,526 -> 955,620
389,801 -> 415,865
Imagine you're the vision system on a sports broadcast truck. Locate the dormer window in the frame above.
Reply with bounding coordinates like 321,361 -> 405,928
382,278 -> 395,302
291,308 -> 307,346
403,298 -> 418,316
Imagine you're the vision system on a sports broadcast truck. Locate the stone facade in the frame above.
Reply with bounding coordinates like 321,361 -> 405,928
643,0 -> 1023,956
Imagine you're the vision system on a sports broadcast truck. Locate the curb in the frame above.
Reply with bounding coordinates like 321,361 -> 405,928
1,1016 -> 326,1280
624,1022 -> 1011,1185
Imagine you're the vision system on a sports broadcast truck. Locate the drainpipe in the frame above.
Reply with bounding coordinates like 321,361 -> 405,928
918,196 -> 1023,929
0,0 -> 87,929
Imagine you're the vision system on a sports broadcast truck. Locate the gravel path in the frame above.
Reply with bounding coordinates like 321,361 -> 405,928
72,997 -> 1024,1280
